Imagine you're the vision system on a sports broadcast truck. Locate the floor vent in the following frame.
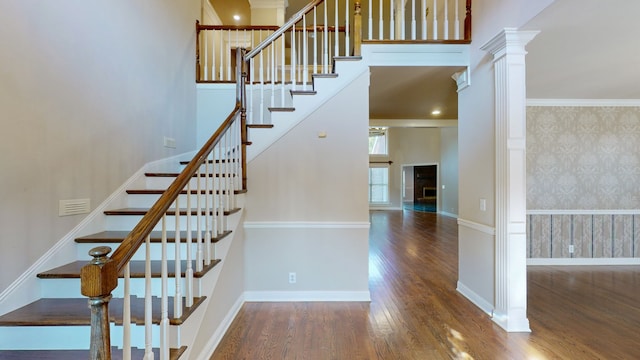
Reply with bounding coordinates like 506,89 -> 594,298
59,198 -> 91,216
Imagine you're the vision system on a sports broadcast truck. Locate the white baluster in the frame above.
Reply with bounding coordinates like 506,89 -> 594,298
144,235 -> 153,360
203,31 -> 209,81
196,169 -> 203,273
324,1 -> 329,73
249,30 -> 254,125
346,0 -> 350,54
212,30 -> 217,81
433,0 -> 438,40
368,0 -> 373,40
281,35 -> 285,106
303,15 -> 308,90
390,0 -> 395,40
422,0 -> 427,40
400,0 -> 405,40
160,216 -> 169,360
291,28 -> 296,91
334,0 -> 339,57
411,0 -> 416,40
444,0 -> 449,40
227,31 -> 232,80
174,197 -> 182,319
218,141 -> 225,234
379,0 -> 384,40
271,33 -> 276,109
185,182 -> 193,307
260,41 -> 265,124
204,155 -> 212,265
123,263 -> 131,360
314,7 -> 318,75
454,0 -> 460,40
219,31 -> 224,80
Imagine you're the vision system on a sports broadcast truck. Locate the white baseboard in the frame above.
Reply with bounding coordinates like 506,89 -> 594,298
439,211 -> 458,218
456,281 -> 494,316
527,258 -> 640,266
193,293 -> 245,360
244,291 -> 372,302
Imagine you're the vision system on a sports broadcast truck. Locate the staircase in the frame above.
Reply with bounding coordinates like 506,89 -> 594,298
0,161 -> 245,358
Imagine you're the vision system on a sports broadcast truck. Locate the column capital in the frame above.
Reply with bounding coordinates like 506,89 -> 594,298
480,28 -> 540,60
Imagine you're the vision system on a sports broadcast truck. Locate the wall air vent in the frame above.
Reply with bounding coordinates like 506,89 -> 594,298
59,198 -> 91,216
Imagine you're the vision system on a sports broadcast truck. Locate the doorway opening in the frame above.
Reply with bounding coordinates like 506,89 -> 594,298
402,164 -> 438,212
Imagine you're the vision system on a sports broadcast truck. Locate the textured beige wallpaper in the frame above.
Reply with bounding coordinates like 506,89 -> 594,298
527,106 -> 640,210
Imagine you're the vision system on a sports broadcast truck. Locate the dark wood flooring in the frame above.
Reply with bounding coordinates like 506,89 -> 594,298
210,210 -> 640,359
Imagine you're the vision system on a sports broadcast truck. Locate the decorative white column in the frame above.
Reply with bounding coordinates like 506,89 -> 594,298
480,28 -> 539,332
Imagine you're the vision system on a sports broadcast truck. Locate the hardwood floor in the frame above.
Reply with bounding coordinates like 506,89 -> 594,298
210,210 -> 640,359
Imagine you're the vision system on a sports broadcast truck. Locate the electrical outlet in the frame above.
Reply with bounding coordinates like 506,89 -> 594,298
288,272 -> 296,284
569,245 -> 575,253
163,136 -> 176,148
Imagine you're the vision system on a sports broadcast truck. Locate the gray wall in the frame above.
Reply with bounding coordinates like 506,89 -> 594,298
0,0 -> 200,293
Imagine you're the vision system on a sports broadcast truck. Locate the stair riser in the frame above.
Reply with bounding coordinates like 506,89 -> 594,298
127,193 -> 233,209
76,242 -> 218,262
105,214 -> 228,232
40,276 -> 208,299
145,177 -> 238,190
0,324 -> 167,350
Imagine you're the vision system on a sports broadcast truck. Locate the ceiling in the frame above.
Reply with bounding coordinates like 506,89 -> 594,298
213,0 -> 640,123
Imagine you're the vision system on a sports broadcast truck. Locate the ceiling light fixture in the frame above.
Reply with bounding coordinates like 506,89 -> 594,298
233,15 -> 241,21
431,110 -> 441,115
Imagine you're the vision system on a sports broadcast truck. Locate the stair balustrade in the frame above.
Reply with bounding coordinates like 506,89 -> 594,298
81,51 -> 245,359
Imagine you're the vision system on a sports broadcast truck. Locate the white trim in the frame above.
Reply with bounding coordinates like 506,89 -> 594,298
243,221 -> 371,229
248,0 -> 288,9
244,291 -> 371,302
369,206 -> 403,211
0,152 -> 193,315
528,258 -> 640,266
527,99 -> 640,107
456,281 -> 493,316
439,211 -> 458,218
193,293 -> 245,360
457,218 -> 496,236
527,209 -> 640,215
369,119 -> 458,127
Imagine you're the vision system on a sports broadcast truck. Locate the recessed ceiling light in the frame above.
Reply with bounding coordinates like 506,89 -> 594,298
431,110 -> 441,115
233,15 -> 241,21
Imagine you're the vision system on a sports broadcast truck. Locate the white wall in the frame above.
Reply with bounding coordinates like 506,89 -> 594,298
387,127 -> 441,209
456,0 -> 553,310
243,72 -> 370,298
440,127 -> 459,216
0,0 -> 200,294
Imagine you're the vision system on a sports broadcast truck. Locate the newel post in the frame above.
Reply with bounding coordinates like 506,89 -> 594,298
464,0 -> 472,41
238,47 -> 248,190
81,246 -> 118,360
353,1 -> 362,56
196,20 -> 202,81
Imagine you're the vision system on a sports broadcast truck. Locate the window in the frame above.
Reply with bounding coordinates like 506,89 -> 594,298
369,167 -> 389,203
369,127 -> 388,155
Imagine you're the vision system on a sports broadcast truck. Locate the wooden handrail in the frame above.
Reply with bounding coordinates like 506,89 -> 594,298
107,104 -> 241,273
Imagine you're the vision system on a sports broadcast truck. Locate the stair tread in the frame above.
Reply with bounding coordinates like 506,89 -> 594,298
268,107 -> 295,112
38,259 -> 221,279
0,346 -> 186,360
104,207 -> 241,216
290,90 -> 317,95
145,172 -> 235,177
75,230 -> 232,244
312,73 -> 338,78
246,124 -> 275,128
126,189 -> 244,194
179,159 -> 237,165
0,297 -> 206,326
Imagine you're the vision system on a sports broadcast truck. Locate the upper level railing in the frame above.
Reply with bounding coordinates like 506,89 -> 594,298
197,0 -> 471,125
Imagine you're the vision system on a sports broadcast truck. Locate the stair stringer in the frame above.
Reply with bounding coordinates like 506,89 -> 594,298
0,152 -> 191,317
246,59 -> 369,162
